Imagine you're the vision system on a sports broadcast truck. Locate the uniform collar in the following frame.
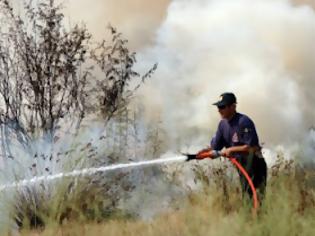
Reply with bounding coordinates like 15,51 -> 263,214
227,112 -> 239,124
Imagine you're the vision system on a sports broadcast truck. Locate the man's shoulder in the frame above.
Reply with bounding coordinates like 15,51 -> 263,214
218,118 -> 229,130
218,119 -> 225,127
237,113 -> 255,126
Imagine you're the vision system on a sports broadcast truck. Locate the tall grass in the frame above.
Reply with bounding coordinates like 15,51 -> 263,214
17,157 -> 315,236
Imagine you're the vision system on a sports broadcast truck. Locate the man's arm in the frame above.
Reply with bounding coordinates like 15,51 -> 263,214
221,144 -> 259,157
222,116 -> 260,157
210,122 -> 225,150
196,122 -> 225,159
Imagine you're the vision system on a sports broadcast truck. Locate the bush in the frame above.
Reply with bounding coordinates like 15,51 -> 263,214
0,0 -> 157,231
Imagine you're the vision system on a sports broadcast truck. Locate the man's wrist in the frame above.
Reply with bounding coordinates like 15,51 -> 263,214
211,150 -> 221,158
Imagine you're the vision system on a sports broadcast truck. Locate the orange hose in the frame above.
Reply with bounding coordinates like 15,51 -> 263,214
196,150 -> 212,159
228,157 -> 258,210
191,151 -> 259,210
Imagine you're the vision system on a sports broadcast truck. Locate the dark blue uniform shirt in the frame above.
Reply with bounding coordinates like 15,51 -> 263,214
210,113 -> 260,157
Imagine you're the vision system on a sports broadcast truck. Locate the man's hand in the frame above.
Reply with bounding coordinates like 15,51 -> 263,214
221,145 -> 252,157
221,148 -> 233,157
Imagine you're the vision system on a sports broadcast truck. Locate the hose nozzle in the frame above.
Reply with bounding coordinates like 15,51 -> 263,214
184,150 -> 221,161
185,154 -> 197,161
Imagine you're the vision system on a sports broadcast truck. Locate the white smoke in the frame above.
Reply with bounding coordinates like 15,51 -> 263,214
2,1 -> 315,231
137,0 -> 315,149
59,0 -> 170,49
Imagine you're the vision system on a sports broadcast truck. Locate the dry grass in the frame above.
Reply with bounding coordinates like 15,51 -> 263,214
20,164 -> 315,236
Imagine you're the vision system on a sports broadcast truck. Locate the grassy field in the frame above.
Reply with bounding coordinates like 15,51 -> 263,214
20,166 -> 315,236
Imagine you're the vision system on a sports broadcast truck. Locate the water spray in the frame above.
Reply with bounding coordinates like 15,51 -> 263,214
0,155 -> 186,192
0,151 -> 258,211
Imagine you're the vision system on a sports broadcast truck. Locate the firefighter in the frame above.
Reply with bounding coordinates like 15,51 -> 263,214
198,92 -> 267,201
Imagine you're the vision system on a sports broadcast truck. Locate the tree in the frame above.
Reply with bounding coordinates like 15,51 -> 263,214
0,1 -> 157,228
0,0 -> 156,156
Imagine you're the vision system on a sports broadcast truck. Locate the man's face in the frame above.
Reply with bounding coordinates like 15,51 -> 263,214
217,104 -> 236,119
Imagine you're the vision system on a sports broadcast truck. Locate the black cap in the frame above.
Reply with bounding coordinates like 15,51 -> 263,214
212,92 -> 237,106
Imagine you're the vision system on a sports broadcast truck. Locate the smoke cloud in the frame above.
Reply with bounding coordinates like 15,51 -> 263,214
293,0 -> 315,9
59,0 -> 170,49
137,0 -> 315,148
9,0 -> 315,152
10,0 -> 170,49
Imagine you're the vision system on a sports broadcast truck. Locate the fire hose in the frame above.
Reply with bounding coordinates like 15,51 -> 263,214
185,150 -> 258,211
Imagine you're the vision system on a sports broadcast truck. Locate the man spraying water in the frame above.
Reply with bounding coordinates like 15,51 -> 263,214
187,93 -> 267,202
0,93 -> 266,210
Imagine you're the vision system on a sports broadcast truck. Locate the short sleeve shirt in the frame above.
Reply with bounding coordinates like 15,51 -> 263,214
210,113 -> 260,151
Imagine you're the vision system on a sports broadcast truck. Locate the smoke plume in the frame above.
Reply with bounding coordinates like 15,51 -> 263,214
59,0 -> 170,49
8,0 -> 315,155
10,0 -> 170,49
137,0 -> 315,149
